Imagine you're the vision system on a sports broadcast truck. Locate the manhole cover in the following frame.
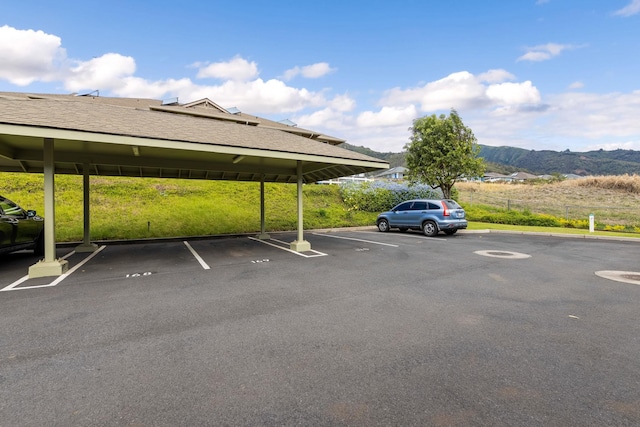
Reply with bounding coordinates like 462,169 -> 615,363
474,250 -> 531,259
595,271 -> 640,286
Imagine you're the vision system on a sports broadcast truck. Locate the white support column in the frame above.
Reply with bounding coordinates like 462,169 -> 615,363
256,174 -> 270,240
29,138 -> 69,278
76,163 -> 98,253
290,161 -> 311,252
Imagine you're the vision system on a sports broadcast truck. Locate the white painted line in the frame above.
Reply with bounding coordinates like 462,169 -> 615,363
311,232 -> 399,247
1,246 -> 106,292
2,275 -> 30,290
248,237 -> 327,258
354,230 -> 448,241
184,241 -> 211,269
267,237 -> 328,257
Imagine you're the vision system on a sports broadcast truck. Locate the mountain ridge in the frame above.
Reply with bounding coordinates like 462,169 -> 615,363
340,143 -> 640,176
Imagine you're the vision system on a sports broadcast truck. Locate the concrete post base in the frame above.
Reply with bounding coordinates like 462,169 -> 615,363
75,243 -> 99,253
290,240 -> 311,252
29,259 -> 69,278
256,233 -> 271,240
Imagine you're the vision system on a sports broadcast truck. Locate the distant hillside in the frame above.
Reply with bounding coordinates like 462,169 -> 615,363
341,142 -> 640,176
479,146 -> 640,176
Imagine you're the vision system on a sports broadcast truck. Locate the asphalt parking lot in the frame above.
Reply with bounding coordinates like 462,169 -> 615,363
1,229 -> 639,426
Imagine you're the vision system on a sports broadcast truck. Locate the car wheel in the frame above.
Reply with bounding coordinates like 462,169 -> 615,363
34,231 -> 44,256
422,221 -> 438,237
444,229 -> 457,235
377,219 -> 390,232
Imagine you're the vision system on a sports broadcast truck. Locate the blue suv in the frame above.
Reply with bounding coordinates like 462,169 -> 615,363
376,199 -> 467,236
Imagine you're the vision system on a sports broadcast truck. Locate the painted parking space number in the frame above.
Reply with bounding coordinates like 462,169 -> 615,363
126,272 -> 153,278
251,259 -> 270,264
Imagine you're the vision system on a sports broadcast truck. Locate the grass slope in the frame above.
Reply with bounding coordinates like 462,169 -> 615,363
0,173 -> 378,242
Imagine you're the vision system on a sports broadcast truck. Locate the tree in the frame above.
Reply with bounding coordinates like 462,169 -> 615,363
405,109 -> 485,199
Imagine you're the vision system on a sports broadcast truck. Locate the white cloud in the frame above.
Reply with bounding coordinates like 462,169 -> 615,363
356,105 -> 417,128
613,0 -> 640,16
568,81 -> 584,90
295,107 -> 354,132
183,78 -> 328,114
0,25 -> 66,86
328,94 -> 356,112
517,43 -> 581,62
195,56 -> 259,81
65,53 -> 136,93
110,77 -> 194,99
486,81 -> 541,105
477,69 -> 516,83
585,140 -> 640,151
283,62 -> 336,80
544,90 -> 640,139
380,70 -> 541,113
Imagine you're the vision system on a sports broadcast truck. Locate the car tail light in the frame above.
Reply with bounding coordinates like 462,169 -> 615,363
442,201 -> 450,216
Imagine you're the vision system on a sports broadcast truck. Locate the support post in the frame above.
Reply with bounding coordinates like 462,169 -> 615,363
29,138 -> 69,278
290,161 -> 311,252
257,174 -> 270,240
76,163 -> 98,252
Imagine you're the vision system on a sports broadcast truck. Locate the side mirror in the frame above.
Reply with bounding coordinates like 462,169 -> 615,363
26,210 -> 37,218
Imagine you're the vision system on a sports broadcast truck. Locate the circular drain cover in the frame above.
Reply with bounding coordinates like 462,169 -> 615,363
595,271 -> 640,286
474,250 -> 531,259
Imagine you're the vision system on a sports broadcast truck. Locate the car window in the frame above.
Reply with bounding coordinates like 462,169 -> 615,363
0,198 -> 24,217
427,202 -> 440,210
394,202 -> 413,211
443,200 -> 462,209
412,201 -> 427,210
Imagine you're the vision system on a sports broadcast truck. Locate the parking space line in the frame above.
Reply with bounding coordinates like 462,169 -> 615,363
248,237 -> 328,258
311,232 -> 400,247
183,241 -> 211,269
355,230 -> 448,241
1,245 -> 106,292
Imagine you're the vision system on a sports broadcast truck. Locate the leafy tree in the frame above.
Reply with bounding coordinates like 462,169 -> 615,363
405,109 -> 485,198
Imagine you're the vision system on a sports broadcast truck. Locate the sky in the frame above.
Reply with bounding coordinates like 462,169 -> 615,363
1,0 -> 640,154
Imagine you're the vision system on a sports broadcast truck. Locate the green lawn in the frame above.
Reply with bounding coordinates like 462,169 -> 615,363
0,173 -> 378,242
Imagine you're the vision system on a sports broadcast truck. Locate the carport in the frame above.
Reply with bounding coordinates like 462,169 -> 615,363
0,93 -> 388,278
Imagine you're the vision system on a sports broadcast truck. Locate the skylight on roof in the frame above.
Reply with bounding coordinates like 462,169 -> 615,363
162,97 -> 179,106
278,119 -> 297,127
227,107 -> 241,114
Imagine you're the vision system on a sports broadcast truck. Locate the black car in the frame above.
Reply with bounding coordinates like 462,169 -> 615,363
0,195 -> 44,255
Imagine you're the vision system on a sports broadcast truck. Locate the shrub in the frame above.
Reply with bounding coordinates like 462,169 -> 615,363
339,181 -> 442,212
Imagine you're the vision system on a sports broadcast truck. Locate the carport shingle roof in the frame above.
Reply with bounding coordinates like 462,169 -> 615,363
0,92 -> 388,183
0,97 -> 374,161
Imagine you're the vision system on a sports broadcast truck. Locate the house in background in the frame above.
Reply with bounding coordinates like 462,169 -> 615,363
509,171 -> 539,181
375,166 -> 407,180
483,172 -> 512,182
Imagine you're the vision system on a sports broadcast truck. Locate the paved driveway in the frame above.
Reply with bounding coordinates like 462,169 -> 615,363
1,230 -> 639,426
